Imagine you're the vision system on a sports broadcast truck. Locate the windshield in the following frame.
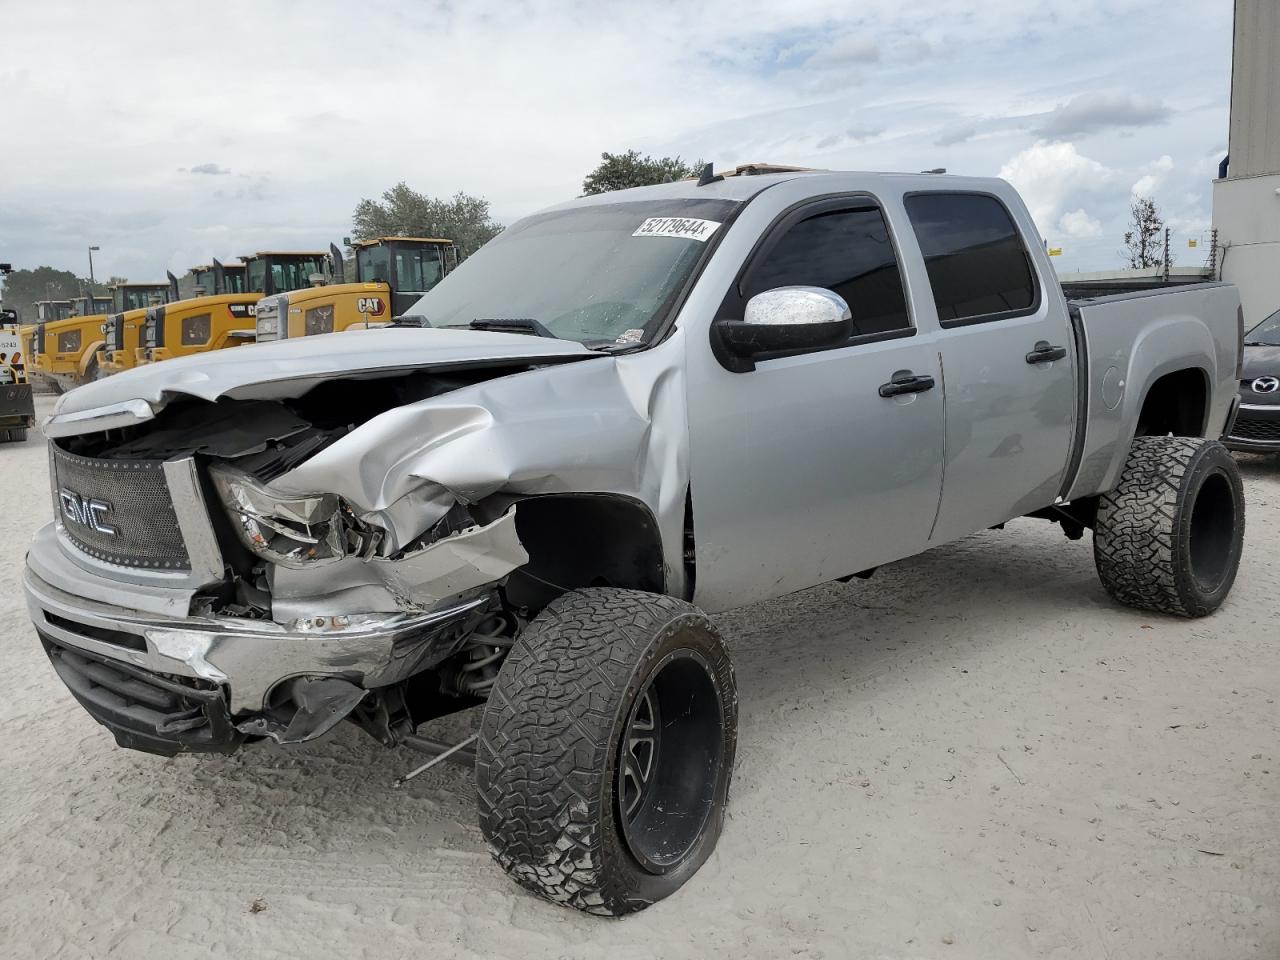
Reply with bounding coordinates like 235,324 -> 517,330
223,267 -> 246,293
270,257 -> 326,294
1245,308 -> 1280,346
407,198 -> 739,346
247,258 -> 267,293
357,245 -> 390,283
394,244 -> 444,294
117,288 -> 165,311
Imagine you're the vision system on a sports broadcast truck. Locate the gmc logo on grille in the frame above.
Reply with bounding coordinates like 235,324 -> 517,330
59,488 -> 117,536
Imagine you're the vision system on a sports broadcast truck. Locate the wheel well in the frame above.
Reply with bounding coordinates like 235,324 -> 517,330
1135,368 -> 1208,438
503,494 -> 666,612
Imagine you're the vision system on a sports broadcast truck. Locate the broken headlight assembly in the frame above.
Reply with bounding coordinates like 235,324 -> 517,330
209,465 -> 379,568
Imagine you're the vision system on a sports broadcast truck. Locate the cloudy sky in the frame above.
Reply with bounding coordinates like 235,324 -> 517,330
0,0 -> 1233,283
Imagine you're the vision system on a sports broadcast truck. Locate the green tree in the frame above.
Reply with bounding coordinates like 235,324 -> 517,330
0,266 -> 90,322
352,184 -> 504,259
581,150 -> 704,195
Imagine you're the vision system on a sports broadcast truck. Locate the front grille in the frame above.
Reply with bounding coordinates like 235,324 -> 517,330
144,307 -> 165,348
1231,412 -> 1280,443
50,443 -> 190,570
105,316 -> 124,351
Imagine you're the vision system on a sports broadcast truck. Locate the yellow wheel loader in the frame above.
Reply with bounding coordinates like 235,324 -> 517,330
139,251 -> 328,364
31,285 -> 167,391
102,260 -> 250,374
253,238 -> 456,342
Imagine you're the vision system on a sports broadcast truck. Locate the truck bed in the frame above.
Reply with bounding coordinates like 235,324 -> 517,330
1061,282 -> 1241,501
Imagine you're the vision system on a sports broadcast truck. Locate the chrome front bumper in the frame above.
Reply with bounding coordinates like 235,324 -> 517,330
25,566 -> 485,715
25,517 -> 491,756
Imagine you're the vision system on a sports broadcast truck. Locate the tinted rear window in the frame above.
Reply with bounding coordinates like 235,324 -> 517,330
904,193 -> 1037,324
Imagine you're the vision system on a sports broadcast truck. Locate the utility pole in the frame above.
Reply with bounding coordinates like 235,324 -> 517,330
87,245 -> 100,299
1162,228 -> 1170,281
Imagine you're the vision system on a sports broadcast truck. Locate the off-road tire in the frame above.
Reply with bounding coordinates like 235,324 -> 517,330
477,588 -> 736,916
1094,436 -> 1244,617
3,427 -> 28,442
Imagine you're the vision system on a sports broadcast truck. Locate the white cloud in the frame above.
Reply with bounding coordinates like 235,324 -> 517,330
1131,155 -> 1174,197
998,140 -> 1116,226
0,0 -> 1235,277
808,34 -> 881,66
1036,92 -> 1170,139
1058,208 -> 1103,238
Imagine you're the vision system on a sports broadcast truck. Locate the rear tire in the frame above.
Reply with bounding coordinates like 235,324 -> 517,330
477,588 -> 736,916
1093,436 -> 1244,617
4,427 -> 28,442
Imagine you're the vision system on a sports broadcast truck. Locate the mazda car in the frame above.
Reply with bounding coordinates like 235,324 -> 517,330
1226,306 -> 1280,452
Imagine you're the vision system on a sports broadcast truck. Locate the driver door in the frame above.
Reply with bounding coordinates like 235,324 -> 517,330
686,196 -> 945,612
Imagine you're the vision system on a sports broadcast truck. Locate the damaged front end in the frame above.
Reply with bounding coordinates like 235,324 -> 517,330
28,334 -> 683,756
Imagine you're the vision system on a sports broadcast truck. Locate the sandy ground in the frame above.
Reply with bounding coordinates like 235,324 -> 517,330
1,391 -> 1277,959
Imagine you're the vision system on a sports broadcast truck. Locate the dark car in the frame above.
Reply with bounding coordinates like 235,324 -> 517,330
1226,307 -> 1280,452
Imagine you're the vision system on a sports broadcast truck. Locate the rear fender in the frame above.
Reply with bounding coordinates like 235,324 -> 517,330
1066,310 -> 1217,500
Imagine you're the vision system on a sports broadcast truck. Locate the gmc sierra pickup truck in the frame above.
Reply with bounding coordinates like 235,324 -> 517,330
25,167 -> 1245,916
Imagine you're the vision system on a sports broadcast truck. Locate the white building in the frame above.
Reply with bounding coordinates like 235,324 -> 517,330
1212,0 -> 1280,327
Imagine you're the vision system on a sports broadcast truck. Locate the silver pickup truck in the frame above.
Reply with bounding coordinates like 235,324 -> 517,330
25,168 -> 1246,915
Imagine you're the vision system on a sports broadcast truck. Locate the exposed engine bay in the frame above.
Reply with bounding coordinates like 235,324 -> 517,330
54,366 -> 544,624
38,332 -> 682,751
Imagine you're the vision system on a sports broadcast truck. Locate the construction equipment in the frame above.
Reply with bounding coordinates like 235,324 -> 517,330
253,238 -> 456,342
168,259 -> 247,300
139,251 -> 327,364
33,300 -> 74,323
102,261 -> 251,374
0,307 -> 35,441
30,282 -> 169,391
71,294 -> 113,316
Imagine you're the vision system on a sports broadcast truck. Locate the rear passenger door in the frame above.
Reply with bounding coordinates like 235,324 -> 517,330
903,192 -> 1076,544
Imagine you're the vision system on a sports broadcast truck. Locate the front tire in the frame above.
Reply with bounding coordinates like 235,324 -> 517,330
1094,436 -> 1245,617
477,588 -> 736,916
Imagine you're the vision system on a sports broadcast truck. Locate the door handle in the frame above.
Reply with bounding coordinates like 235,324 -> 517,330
1026,340 -> 1067,364
878,370 -> 936,398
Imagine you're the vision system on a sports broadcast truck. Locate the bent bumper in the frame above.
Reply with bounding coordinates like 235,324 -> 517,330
25,565 -> 487,755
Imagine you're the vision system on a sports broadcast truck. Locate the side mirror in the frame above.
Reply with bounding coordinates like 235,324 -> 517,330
713,286 -> 854,372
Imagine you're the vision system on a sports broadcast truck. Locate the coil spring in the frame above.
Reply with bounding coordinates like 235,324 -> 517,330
450,612 -> 516,697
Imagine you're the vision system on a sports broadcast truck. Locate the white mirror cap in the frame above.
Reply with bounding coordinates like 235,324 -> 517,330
744,285 -> 851,326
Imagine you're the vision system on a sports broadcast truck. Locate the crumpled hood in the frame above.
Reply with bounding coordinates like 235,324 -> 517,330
52,327 -> 597,417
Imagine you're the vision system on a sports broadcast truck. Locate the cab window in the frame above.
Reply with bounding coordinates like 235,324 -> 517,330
904,193 -> 1038,325
357,245 -> 390,283
248,259 -> 268,293
271,258 -> 325,293
742,204 -> 911,338
394,246 -> 444,294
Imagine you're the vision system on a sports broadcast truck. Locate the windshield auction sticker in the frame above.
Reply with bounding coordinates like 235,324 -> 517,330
632,217 -> 721,242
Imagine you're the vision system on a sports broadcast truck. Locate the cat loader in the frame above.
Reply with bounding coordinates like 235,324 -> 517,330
102,260 -> 251,374
253,237 -> 456,342
31,283 -> 168,392
138,250 -> 329,364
